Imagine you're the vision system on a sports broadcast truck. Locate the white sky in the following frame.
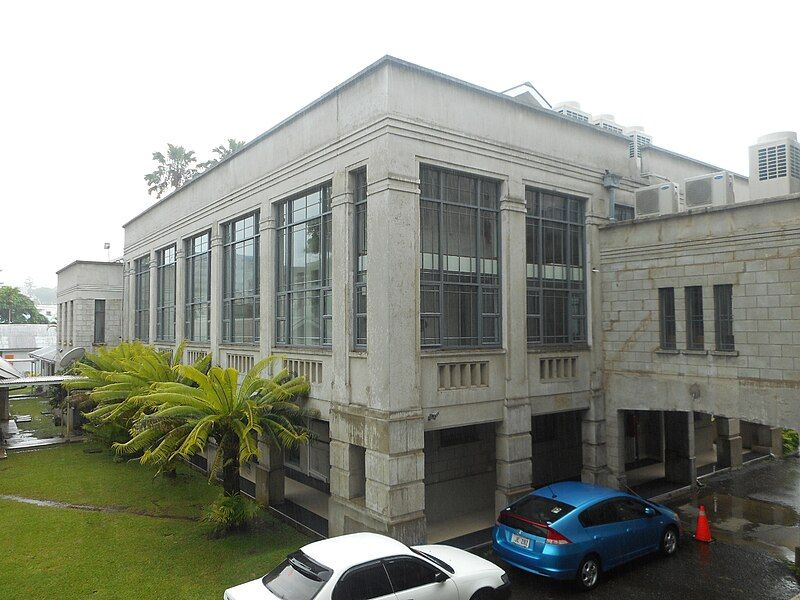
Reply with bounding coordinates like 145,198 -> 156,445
1,0 -> 797,290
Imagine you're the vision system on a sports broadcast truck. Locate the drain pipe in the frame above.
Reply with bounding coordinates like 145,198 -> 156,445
602,170 -> 622,221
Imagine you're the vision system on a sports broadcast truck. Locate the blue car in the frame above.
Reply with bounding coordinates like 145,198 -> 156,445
492,482 -> 680,590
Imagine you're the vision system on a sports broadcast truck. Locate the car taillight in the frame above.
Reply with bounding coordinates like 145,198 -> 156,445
545,528 -> 571,545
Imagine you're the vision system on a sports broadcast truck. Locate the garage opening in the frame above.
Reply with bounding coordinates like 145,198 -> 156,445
424,423 -> 496,543
531,410 -> 584,487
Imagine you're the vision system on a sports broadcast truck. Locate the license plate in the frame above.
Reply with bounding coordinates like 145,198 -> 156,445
511,533 -> 530,549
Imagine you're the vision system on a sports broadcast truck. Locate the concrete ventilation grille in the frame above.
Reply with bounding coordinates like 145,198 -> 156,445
685,178 -> 713,207
539,356 -> 578,381
559,109 -> 589,122
758,145 -> 788,181
437,361 -> 489,390
185,349 -> 208,364
286,359 -> 322,384
635,188 -> 660,215
226,353 -> 254,374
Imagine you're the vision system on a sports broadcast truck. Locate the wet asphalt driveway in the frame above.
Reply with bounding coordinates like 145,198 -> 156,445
485,457 -> 800,600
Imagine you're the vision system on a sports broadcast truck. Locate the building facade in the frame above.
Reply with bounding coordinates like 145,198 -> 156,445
56,261 -> 124,368
119,57 -> 798,543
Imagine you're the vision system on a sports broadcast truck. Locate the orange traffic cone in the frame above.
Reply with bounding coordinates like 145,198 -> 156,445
694,504 -> 713,543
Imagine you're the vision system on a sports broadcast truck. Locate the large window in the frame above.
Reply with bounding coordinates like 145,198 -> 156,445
419,166 -> 500,348
525,188 -> 586,345
714,284 -> 734,351
353,169 -> 368,348
658,287 -> 676,350
614,204 -> 635,222
155,245 -> 176,342
185,231 -> 211,342
276,184 -> 332,347
222,212 -> 260,344
685,286 -> 704,350
133,255 -> 150,341
93,299 -> 105,344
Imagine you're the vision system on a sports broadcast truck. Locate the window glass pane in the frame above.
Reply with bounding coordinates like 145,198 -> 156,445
384,558 -> 438,592
685,286 -> 704,349
332,564 -> 393,600
222,212 -> 260,344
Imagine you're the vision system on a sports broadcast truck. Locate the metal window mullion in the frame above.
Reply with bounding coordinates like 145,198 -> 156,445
475,195 -> 482,346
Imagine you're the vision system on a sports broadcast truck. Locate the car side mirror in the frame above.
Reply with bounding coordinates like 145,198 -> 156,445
644,507 -> 656,517
434,571 -> 448,583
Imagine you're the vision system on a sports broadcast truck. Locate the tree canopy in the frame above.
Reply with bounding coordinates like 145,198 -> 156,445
199,138 -> 246,170
0,286 -> 49,324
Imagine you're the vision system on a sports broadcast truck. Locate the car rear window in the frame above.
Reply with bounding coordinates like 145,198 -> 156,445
263,551 -> 331,600
511,495 -> 575,524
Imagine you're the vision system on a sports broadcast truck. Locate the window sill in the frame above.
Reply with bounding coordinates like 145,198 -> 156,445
274,346 -> 332,357
681,349 -> 708,356
527,344 -> 591,354
420,347 -> 505,357
711,350 -> 739,357
655,349 -> 680,355
219,343 -> 259,350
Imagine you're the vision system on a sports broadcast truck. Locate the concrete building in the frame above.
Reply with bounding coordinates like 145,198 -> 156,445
56,261 -> 124,368
117,57 -> 798,544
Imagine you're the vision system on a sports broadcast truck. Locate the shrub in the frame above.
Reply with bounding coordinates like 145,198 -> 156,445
782,429 -> 799,456
202,494 -> 260,536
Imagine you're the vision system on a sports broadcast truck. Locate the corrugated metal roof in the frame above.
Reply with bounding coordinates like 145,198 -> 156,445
0,324 -> 57,351
0,358 -> 23,379
29,345 -> 58,361
0,375 -> 83,388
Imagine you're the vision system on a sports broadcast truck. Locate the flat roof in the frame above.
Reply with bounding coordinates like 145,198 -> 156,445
124,56 -> 744,229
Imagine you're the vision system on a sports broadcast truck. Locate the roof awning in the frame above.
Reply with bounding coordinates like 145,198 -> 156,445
0,375 -> 84,389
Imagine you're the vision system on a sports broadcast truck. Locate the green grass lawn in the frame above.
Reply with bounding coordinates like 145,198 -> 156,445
8,396 -> 63,439
0,445 -> 309,599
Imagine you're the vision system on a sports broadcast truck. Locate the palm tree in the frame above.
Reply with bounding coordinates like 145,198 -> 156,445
199,138 -> 246,170
113,356 -> 312,497
144,144 -> 199,198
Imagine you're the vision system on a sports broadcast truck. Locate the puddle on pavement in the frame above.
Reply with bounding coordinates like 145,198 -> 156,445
673,489 -> 800,561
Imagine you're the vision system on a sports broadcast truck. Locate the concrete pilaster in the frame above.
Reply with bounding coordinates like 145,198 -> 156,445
581,391 -> 608,484
716,417 -> 743,469
254,438 -> 285,506
331,170 -> 353,406
495,399 -> 532,513
148,250 -> 157,345
126,263 -> 136,342
605,410 -> 627,489
174,247 -> 186,349
664,411 -> 696,486
756,425 -> 783,457
209,224 -> 222,364
0,389 -> 9,421
259,213 -> 275,361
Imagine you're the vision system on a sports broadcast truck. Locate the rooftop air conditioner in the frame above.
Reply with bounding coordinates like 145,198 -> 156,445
748,132 -> 800,201
684,172 -> 735,208
634,182 -> 679,217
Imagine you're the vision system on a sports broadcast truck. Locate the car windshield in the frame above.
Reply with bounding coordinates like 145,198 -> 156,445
262,551 -> 331,600
411,548 -> 454,574
510,494 -> 576,524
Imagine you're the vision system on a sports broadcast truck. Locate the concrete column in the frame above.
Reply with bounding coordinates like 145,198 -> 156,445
259,212 -> 275,361
664,411 -> 696,485
174,247 -> 186,350
716,417 -> 743,469
495,399 -> 532,513
148,250 -> 158,344
120,265 -> 129,342
756,425 -> 783,457
209,224 -> 223,364
253,438 -> 285,506
605,410 -> 627,489
331,170 -> 353,406
329,440 -> 366,500
582,390 -> 608,484
0,388 -> 9,421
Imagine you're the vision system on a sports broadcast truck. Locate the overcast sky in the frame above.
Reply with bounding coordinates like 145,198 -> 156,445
1,0 -> 797,290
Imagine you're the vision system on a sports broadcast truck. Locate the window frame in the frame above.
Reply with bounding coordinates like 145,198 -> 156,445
525,187 -> 587,346
331,560 -> 394,600
222,211 -> 260,345
353,168 -> 368,349
685,286 -> 704,350
133,255 -> 150,342
155,244 -> 177,342
713,284 -> 735,351
93,299 -> 106,344
614,203 -> 635,222
275,183 -> 332,348
419,165 -> 501,350
658,287 -> 677,350
184,230 -> 212,343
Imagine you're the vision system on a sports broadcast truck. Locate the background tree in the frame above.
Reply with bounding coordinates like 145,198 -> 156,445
0,286 -> 49,324
199,138 -> 246,170
144,144 -> 199,199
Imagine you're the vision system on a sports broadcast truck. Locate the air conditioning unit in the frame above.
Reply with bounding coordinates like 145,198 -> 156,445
684,172 -> 735,208
634,183 -> 680,217
748,132 -> 800,201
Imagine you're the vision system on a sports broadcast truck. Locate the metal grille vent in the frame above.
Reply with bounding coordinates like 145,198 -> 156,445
685,178 -> 713,207
791,145 -> 800,180
758,145 -> 788,181
635,188 -> 660,214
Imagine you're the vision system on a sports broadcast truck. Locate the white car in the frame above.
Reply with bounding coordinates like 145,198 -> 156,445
224,532 -> 511,600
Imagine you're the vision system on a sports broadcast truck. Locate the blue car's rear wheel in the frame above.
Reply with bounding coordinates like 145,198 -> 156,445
576,555 -> 600,591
